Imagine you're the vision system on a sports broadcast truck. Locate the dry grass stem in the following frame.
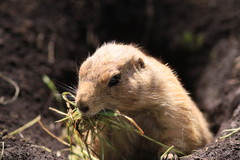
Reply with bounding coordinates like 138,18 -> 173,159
0,72 -> 20,105
49,107 -> 68,116
0,142 -> 4,160
5,116 -> 41,138
38,119 -> 70,146
31,145 -> 52,152
48,35 -> 56,64
220,127 -> 240,139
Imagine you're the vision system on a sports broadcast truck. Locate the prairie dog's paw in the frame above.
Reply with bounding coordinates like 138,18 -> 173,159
159,152 -> 178,160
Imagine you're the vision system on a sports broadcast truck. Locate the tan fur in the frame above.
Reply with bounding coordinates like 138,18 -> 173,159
76,42 -> 212,160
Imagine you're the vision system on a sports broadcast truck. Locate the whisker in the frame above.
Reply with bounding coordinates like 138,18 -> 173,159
74,61 -> 81,75
55,81 -> 77,95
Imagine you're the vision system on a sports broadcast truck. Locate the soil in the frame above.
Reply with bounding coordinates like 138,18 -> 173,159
183,39 -> 240,160
0,0 -> 240,159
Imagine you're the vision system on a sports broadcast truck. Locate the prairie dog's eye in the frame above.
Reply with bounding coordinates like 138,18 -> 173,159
108,74 -> 121,87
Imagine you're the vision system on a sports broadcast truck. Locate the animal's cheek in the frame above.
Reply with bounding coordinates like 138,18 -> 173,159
126,77 -> 141,91
109,87 -> 120,97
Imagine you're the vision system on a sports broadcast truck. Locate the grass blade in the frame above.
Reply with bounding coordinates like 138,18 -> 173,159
38,119 -> 70,146
5,116 -> 41,138
220,127 -> 240,139
160,145 -> 174,159
0,73 -> 20,105
0,142 -> 4,160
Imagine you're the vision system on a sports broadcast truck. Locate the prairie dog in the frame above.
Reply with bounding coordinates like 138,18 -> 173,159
76,43 -> 212,160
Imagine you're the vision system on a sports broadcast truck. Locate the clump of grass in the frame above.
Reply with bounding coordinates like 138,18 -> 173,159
52,92 -> 185,160
41,75 -> 182,158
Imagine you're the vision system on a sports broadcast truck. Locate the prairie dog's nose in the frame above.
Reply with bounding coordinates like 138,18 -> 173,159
76,81 -> 94,113
77,101 -> 89,113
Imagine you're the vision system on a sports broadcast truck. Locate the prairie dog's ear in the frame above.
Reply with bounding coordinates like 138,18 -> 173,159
138,58 -> 145,68
130,57 -> 145,70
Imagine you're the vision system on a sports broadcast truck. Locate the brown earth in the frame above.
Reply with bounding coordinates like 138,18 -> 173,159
0,0 -> 240,159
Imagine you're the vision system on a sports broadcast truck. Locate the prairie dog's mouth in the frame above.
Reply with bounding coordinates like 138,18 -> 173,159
93,109 -> 114,116
81,112 -> 98,118
98,109 -> 114,113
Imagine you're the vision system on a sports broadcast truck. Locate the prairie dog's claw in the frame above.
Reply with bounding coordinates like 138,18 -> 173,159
159,152 -> 178,160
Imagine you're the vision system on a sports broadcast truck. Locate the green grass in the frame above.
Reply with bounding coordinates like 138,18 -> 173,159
53,92 -> 185,160
42,75 -> 63,107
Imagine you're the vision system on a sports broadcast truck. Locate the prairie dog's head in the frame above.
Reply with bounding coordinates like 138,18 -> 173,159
76,43 -> 165,116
